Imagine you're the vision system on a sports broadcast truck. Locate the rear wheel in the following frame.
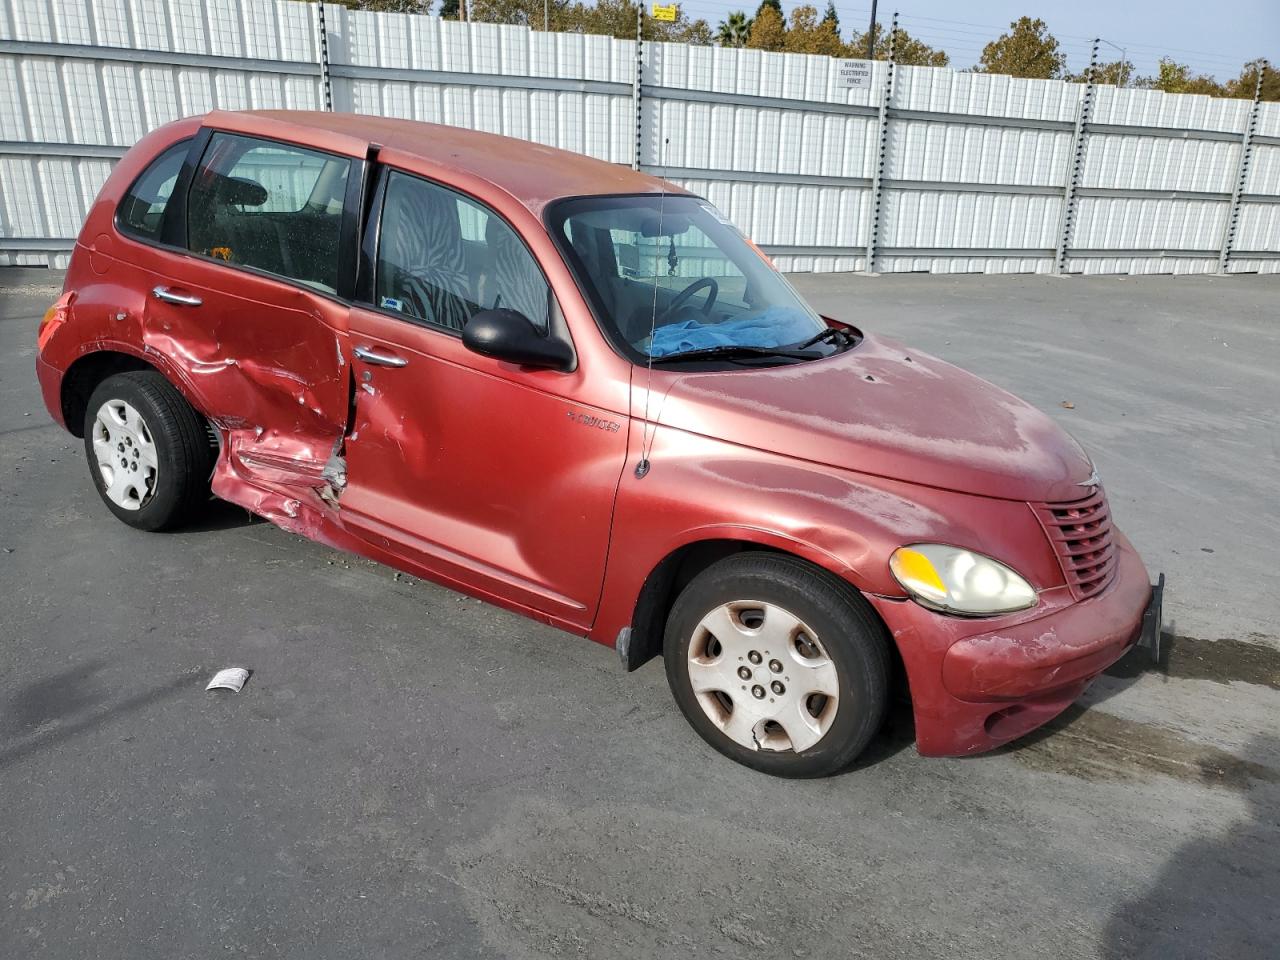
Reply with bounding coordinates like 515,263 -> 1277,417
83,371 -> 215,531
664,553 -> 890,778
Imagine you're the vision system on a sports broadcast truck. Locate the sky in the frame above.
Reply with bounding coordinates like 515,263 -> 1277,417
677,0 -> 1280,82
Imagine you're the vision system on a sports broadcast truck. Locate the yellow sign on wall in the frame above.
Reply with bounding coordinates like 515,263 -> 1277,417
651,3 -> 677,21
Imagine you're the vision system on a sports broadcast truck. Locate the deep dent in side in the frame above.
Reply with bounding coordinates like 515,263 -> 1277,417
48,314 -> 356,548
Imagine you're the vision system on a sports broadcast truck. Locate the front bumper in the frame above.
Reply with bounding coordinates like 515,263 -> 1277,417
870,530 -> 1155,756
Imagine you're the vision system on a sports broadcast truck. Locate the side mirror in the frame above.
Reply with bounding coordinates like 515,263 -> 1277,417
462,308 -> 573,371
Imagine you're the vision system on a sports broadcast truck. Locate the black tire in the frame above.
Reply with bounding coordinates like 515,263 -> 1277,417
664,553 -> 890,778
82,371 -> 215,531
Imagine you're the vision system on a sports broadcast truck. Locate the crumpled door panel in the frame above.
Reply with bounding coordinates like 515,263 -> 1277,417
142,264 -> 353,538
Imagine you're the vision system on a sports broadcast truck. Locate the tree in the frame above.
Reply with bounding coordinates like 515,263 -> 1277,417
820,1 -> 838,34
846,25 -> 949,67
438,0 -> 458,17
783,4 -> 843,57
470,0 -> 565,26
716,11 -> 752,48
754,0 -> 782,18
978,17 -> 1065,79
1066,60 -> 1135,87
1134,58 -> 1227,97
325,0 -> 435,10
559,0 -> 711,43
745,3 -> 785,52
1224,59 -> 1279,102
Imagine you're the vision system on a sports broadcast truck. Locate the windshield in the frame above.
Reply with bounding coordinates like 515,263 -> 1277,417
548,195 -> 830,362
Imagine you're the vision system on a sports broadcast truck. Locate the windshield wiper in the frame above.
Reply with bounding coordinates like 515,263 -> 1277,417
649,344 -> 822,364
795,326 -> 858,351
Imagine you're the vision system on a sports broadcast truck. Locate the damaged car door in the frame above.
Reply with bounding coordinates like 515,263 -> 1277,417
339,169 -> 629,629
147,130 -> 359,516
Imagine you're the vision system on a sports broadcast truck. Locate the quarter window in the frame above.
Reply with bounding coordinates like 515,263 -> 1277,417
186,133 -> 351,294
116,139 -> 191,242
375,171 -> 550,333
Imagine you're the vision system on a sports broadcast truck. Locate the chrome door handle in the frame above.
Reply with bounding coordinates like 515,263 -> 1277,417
353,345 -> 409,368
152,286 -> 203,307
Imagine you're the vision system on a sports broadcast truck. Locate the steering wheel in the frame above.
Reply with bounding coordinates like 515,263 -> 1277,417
658,277 -> 719,324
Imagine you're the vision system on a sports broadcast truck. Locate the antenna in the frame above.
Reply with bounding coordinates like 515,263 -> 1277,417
634,135 -> 670,481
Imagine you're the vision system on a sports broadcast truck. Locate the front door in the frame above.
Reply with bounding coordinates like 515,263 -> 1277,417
339,170 -> 628,629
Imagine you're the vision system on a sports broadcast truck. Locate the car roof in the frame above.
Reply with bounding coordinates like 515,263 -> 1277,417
207,110 -> 685,214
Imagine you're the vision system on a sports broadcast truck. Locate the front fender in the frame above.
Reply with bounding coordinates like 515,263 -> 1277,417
590,424 -> 1061,647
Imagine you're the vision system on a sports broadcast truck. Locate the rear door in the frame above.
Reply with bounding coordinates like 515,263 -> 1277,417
339,169 -> 629,629
142,130 -> 361,492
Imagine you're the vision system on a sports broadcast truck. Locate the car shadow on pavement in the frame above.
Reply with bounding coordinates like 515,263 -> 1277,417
169,497 -> 262,534
838,698 -> 919,774
1101,733 -> 1280,960
1,661 -> 193,769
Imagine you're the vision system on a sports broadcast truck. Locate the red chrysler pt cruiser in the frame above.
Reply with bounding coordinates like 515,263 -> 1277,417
36,111 -> 1161,777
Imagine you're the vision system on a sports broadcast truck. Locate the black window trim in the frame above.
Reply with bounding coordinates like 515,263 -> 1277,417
114,126 -> 366,307
113,135 -> 197,246
356,164 -> 577,371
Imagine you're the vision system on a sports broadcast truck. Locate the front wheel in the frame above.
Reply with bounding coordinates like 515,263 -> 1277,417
83,371 -> 215,531
664,553 -> 890,778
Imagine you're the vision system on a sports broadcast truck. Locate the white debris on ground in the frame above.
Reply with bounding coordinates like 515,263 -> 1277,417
205,667 -> 251,693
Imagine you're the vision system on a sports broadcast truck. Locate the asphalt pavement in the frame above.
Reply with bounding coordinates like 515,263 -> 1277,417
2,267 -> 1278,959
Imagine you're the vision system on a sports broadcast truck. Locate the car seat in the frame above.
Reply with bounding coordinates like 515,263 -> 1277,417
479,216 -> 548,325
379,178 -> 472,330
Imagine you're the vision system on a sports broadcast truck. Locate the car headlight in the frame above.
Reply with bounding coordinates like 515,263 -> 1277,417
889,544 -> 1037,616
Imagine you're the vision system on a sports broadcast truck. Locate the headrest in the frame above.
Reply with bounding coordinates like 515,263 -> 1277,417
211,174 -> 268,207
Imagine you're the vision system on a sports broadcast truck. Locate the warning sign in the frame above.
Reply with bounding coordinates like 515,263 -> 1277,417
651,3 -> 677,21
835,59 -> 872,89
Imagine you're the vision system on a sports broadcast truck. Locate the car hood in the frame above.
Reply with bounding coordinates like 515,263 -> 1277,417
656,333 -> 1094,503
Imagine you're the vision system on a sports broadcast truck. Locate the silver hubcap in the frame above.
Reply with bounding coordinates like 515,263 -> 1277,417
687,601 -> 840,753
91,399 -> 158,511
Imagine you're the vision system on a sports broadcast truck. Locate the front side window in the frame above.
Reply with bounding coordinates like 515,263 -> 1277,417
186,133 -> 351,294
550,195 -> 828,361
375,171 -> 550,333
116,139 -> 191,242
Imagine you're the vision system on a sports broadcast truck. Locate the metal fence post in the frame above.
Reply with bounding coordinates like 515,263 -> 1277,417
315,2 -> 334,112
1218,61 -> 1268,273
1054,38 -> 1100,274
632,5 -> 644,171
864,10 -> 897,274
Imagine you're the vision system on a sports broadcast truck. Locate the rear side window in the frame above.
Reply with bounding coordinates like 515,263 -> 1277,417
374,171 -> 550,333
186,133 -> 351,294
115,139 -> 191,242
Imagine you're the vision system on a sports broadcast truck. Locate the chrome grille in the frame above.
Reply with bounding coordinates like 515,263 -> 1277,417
1033,487 -> 1116,600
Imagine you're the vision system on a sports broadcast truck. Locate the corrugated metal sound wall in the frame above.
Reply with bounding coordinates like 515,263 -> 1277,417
2,0 -> 1278,274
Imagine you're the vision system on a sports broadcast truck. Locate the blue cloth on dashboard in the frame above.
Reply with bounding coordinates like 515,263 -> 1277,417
646,308 -> 816,358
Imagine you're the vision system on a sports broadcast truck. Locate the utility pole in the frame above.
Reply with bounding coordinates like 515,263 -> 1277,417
1097,38 -> 1128,87
866,0 -> 878,59
544,0 -> 549,31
